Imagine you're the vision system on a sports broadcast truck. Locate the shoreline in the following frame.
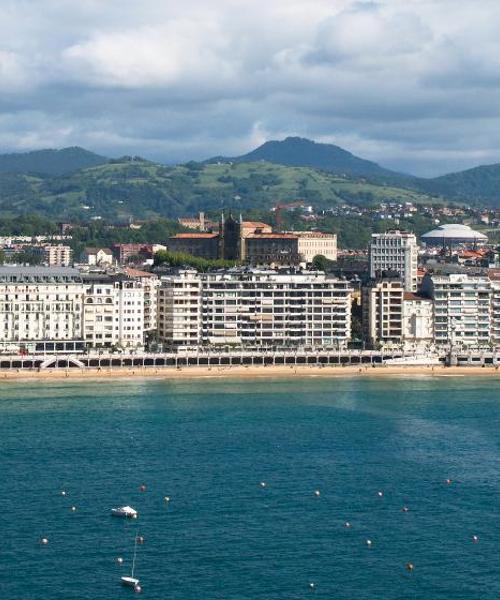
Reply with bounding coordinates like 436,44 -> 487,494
0,364 -> 499,382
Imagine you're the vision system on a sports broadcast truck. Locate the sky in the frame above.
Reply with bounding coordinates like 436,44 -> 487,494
0,0 -> 499,177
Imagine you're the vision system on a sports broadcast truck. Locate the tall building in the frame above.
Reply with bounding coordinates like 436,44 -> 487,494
369,231 -> 418,292
82,275 -> 144,349
421,273 -> 491,347
123,268 -> 160,334
362,279 -> 404,347
0,267 -> 84,347
490,271 -> 500,347
158,269 -> 352,348
219,213 -> 241,260
157,269 -> 202,346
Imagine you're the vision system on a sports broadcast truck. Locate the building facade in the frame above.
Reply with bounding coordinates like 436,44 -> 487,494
369,230 -> 418,292
288,231 -> 338,264
402,293 -> 434,347
157,270 -> 201,346
0,267 -> 84,346
421,273 -> 491,347
362,279 -> 404,347
158,269 -> 352,348
244,234 -> 300,266
83,275 -> 144,349
123,268 -> 160,334
167,234 -> 220,259
42,245 -> 73,267
82,248 -> 114,266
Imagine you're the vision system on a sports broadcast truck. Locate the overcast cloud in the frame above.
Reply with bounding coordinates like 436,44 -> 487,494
0,0 -> 499,176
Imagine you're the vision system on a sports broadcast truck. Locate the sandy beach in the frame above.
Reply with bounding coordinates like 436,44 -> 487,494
0,364 -> 499,381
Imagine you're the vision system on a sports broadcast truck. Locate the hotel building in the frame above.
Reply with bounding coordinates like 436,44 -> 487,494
0,267 -> 84,349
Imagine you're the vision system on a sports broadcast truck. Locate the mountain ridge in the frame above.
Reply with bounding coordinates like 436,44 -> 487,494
2,137 -> 500,207
207,136 -> 413,184
0,147 -> 109,176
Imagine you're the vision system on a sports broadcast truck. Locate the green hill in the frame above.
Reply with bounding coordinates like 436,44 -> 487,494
0,157 -> 442,222
0,147 -> 108,176
208,136 -> 412,184
419,163 -> 500,206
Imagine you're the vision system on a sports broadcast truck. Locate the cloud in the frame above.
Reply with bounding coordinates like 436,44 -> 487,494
0,0 -> 499,175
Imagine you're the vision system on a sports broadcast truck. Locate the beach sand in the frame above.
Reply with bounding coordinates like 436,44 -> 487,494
0,364 -> 499,382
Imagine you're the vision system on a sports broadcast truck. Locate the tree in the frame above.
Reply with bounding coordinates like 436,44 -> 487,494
312,254 -> 331,271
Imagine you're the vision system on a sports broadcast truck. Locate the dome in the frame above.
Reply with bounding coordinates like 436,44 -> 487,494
421,224 -> 488,244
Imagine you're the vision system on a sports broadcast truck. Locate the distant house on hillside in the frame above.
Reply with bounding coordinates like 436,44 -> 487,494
82,247 -> 114,266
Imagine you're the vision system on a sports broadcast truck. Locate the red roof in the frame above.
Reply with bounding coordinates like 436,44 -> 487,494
246,233 -> 298,239
123,268 -> 156,278
172,233 -> 219,239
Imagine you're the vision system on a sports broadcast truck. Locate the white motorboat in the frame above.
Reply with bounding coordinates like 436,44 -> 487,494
121,576 -> 140,587
111,505 -> 138,518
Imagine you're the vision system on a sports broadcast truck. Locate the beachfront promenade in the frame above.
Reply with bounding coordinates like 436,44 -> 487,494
0,348 -> 500,372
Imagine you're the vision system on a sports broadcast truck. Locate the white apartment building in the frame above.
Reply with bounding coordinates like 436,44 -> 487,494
0,267 -> 84,344
369,230 -> 418,292
157,270 -> 201,346
123,268 -> 159,333
83,276 -> 144,349
421,273 -> 491,347
402,292 -> 434,347
158,269 -> 352,347
287,231 -> 338,264
488,270 -> 500,347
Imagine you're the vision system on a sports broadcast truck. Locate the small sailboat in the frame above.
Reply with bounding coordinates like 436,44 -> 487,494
121,533 -> 140,588
111,505 -> 138,518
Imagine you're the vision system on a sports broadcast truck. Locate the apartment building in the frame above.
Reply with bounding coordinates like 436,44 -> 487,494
42,245 -> 73,267
157,269 -> 352,348
157,269 -> 201,346
369,230 -> 418,292
362,279 -> 404,347
83,275 -> 144,349
402,292 -> 434,347
490,270 -> 500,346
421,273 -> 491,347
123,268 -> 160,334
0,267 -> 84,344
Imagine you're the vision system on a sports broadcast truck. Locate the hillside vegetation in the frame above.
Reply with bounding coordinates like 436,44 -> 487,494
0,157 -> 442,223
0,147 -> 108,176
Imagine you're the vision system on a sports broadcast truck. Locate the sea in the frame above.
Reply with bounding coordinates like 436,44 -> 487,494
0,375 -> 499,599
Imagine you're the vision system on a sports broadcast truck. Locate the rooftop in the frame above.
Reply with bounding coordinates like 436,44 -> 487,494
0,266 -> 83,284
246,233 -> 298,239
422,224 -> 488,241
171,233 -> 219,239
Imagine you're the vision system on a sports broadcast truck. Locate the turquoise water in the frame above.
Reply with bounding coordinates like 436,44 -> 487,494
1,376 -> 499,599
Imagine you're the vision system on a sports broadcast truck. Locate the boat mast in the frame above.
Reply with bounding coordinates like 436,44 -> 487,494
131,533 -> 138,578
